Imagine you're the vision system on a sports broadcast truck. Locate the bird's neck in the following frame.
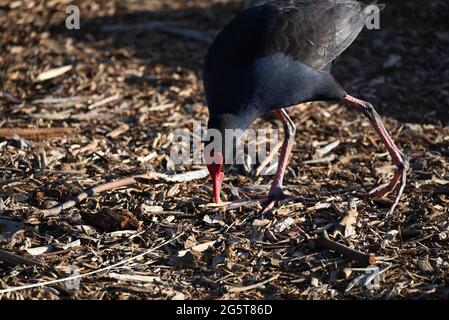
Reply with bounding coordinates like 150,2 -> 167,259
207,112 -> 254,134
206,113 -> 255,165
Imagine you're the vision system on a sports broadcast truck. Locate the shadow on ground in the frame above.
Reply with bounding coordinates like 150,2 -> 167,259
48,0 -> 449,126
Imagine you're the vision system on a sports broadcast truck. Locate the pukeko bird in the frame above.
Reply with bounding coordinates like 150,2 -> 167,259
203,0 -> 409,215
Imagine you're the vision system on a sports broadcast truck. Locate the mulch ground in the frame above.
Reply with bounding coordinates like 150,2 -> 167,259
0,0 -> 448,299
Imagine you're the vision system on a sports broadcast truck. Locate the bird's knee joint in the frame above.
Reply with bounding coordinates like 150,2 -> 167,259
396,153 -> 410,171
285,123 -> 296,139
361,103 -> 377,122
400,155 -> 410,171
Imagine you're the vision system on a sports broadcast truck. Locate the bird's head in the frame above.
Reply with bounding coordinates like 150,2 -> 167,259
204,113 -> 251,204
205,151 -> 225,203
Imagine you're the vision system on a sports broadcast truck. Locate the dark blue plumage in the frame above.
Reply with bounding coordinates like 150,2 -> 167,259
203,0 -> 408,216
204,0 -> 374,132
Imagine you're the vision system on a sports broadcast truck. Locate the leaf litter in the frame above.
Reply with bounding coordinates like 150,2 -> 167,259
0,0 -> 448,300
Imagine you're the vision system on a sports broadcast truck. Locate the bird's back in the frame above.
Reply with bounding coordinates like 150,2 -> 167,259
204,0 -> 377,128
261,0 -> 377,70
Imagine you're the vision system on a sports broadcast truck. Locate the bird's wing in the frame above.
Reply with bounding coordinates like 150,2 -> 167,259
262,0 -> 380,70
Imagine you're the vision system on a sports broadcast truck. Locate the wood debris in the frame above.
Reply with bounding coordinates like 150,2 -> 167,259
35,65 -> 73,82
313,231 -> 377,266
0,0 -> 448,300
0,127 -> 77,140
332,198 -> 359,238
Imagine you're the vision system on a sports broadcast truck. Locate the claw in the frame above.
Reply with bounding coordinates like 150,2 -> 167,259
260,198 -> 278,214
356,154 -> 409,216
234,187 -> 287,213
258,188 -> 286,213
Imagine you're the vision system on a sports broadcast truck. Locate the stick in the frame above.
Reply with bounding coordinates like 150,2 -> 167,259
31,96 -> 84,105
0,249 -> 45,267
38,169 -> 209,217
102,22 -> 212,44
155,25 -> 213,44
227,274 -> 279,293
87,94 -> 120,110
0,233 -> 182,295
0,128 -> 76,140
313,230 -> 376,265
255,140 -> 283,176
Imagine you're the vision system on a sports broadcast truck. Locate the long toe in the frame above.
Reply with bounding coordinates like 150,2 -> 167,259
357,155 -> 409,200
386,169 -> 407,217
260,198 -> 278,214
356,166 -> 407,216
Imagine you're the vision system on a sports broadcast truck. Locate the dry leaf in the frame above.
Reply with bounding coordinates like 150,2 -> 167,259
333,199 -> 358,238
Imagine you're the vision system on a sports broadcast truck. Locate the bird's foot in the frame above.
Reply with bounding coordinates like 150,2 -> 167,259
257,187 -> 287,214
356,154 -> 410,216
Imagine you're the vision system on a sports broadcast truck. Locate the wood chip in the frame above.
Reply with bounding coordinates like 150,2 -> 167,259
0,127 -> 76,140
87,94 -> 120,110
109,273 -> 161,283
227,275 -> 279,293
35,65 -> 73,82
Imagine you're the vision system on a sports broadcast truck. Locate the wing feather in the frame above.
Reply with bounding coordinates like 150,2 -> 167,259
261,0 -> 381,70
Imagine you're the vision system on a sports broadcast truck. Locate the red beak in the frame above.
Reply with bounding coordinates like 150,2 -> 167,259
206,152 -> 224,203
212,171 -> 225,203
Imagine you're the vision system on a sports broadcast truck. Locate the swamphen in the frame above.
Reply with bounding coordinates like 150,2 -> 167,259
203,0 -> 408,215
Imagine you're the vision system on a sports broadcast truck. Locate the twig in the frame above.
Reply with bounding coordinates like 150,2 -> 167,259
0,91 -> 20,103
102,22 -> 212,44
255,140 -> 283,176
156,25 -> 213,44
31,96 -> 84,105
108,273 -> 162,284
227,274 -> 279,293
0,127 -> 76,140
0,233 -> 183,295
0,249 -> 45,267
313,230 -> 376,265
38,169 -> 209,216
87,94 -> 120,110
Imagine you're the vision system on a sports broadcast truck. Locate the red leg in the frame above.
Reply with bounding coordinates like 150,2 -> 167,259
258,108 -> 297,212
343,95 -> 409,215
224,108 -> 301,213
269,109 -> 296,193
